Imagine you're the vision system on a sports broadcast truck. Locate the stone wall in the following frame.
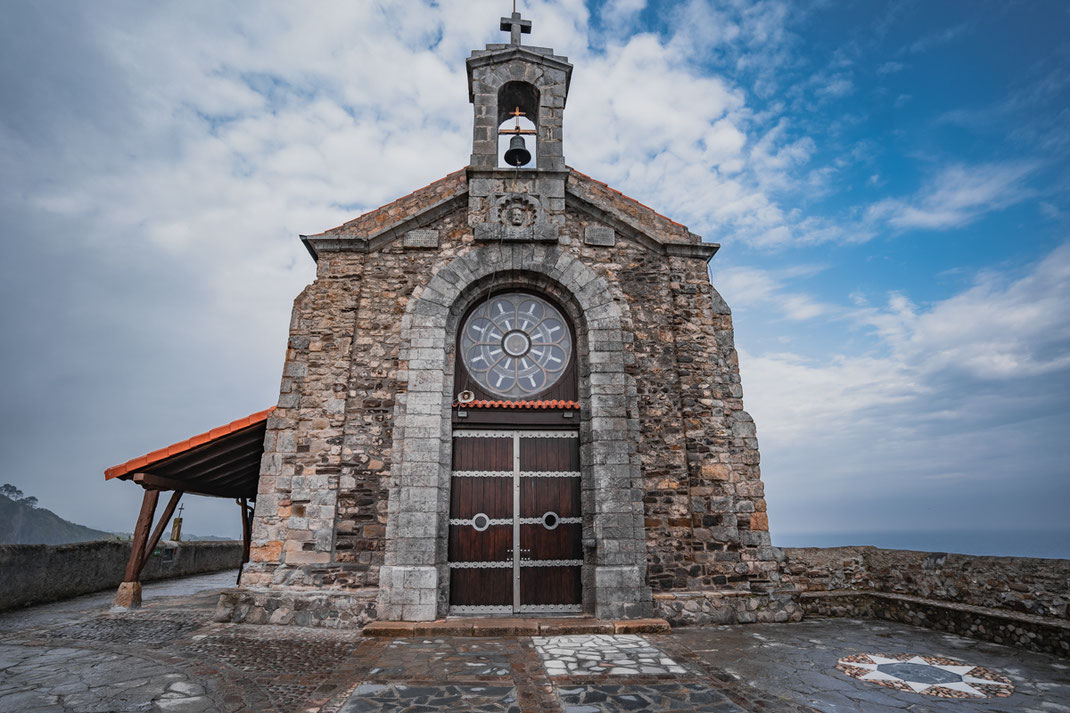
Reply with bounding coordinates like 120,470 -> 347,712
653,590 -> 800,627
784,546 -> 1070,620
0,540 -> 242,611
784,546 -> 1070,656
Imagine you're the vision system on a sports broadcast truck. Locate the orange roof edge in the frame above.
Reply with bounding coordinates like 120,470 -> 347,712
105,406 -> 276,482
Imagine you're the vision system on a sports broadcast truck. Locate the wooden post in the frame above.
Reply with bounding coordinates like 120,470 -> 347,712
240,497 -> 253,564
138,490 -> 183,574
114,487 -> 159,608
236,497 -> 253,585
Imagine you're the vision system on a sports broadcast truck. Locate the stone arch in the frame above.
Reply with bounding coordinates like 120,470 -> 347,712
378,242 -> 651,620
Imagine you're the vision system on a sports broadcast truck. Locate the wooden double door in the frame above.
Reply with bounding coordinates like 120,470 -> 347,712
448,429 -> 582,615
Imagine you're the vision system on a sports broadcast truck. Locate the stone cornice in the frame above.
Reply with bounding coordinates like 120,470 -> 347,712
466,46 -> 573,102
300,191 -> 468,261
564,191 -> 719,261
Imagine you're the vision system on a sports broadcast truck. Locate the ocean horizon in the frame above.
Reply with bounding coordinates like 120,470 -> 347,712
772,529 -> 1070,560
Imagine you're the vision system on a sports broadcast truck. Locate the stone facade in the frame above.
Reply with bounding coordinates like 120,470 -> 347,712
221,16 -> 783,625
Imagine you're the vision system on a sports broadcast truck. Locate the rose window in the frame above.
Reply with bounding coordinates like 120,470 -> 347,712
460,293 -> 572,398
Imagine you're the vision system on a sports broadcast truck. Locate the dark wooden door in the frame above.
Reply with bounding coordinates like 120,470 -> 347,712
448,432 -> 514,614
448,430 -> 581,615
518,434 -> 582,613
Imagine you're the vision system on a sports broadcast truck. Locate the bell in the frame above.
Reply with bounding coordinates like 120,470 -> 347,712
503,135 -> 532,167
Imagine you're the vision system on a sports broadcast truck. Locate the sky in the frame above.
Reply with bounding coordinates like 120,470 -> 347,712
1,0 -> 1068,556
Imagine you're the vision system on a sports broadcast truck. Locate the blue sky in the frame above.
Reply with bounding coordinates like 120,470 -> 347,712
1,1 -> 1067,555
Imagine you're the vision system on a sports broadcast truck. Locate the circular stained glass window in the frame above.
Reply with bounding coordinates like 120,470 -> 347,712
460,293 -> 572,399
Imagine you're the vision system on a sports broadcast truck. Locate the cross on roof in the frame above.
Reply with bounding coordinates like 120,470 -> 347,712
500,11 -> 531,46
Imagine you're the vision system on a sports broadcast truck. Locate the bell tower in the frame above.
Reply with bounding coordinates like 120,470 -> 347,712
466,11 -> 572,242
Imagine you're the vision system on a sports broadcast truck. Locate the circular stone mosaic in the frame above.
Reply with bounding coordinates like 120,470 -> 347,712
837,653 -> 1014,699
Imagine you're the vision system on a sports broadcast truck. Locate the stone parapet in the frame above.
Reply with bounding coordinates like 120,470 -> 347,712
799,590 -> 1070,658
215,587 -> 377,629
653,590 -> 801,627
0,541 -> 241,612
783,546 -> 1070,621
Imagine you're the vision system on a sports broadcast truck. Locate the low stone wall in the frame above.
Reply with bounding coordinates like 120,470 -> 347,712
0,540 -> 242,611
783,546 -> 1070,620
783,546 -> 1070,656
653,590 -> 801,627
215,587 -> 378,628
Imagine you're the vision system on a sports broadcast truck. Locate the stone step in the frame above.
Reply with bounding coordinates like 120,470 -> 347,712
362,617 -> 670,637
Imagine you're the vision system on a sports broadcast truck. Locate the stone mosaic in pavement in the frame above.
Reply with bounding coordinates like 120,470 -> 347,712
557,683 -> 746,713
368,638 -> 515,679
337,684 -> 520,713
666,619 -> 1070,713
837,652 -> 1015,698
533,635 -> 687,677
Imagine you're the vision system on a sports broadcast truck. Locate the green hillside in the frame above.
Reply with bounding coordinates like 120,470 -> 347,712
0,490 -> 114,545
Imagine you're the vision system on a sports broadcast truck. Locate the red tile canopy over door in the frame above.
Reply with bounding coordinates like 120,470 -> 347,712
448,430 -> 582,615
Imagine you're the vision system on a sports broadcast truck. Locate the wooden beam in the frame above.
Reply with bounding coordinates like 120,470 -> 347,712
138,490 -> 183,574
150,428 -> 265,474
123,489 -> 159,582
132,471 -> 251,499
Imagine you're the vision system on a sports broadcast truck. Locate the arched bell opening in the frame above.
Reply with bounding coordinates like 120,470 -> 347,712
497,81 -> 539,169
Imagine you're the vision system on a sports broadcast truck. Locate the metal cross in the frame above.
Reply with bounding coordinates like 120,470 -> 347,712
500,11 -> 531,46
499,106 -> 536,136
175,504 -> 184,518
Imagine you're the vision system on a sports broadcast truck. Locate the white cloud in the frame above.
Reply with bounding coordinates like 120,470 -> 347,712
599,0 -> 647,35
715,264 -> 831,321
740,242 -> 1070,535
866,161 -> 1037,231
817,76 -> 854,98
857,242 -> 1070,380
906,23 -> 969,55
747,242 -> 1070,441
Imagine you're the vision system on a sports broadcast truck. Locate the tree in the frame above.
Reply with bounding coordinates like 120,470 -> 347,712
0,484 -> 25,501
21,496 -> 38,509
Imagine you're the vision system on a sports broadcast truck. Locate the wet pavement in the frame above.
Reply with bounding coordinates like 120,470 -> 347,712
1,571 -> 1068,712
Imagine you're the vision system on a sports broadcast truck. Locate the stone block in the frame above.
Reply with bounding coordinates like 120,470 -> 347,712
402,229 -> 439,249
585,225 -> 616,247
112,581 -> 142,610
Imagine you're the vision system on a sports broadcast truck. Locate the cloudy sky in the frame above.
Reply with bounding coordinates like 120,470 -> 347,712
2,1 -> 1067,556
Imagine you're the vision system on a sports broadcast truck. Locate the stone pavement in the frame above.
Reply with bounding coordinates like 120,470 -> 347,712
1,571 -> 1068,713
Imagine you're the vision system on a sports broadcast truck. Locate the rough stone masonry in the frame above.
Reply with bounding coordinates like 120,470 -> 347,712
218,11 -> 789,627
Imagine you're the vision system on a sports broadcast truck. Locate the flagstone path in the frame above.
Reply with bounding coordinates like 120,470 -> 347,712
1,571 -> 1068,712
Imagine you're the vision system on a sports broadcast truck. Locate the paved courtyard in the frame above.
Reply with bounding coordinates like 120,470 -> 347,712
1,571 -> 1068,712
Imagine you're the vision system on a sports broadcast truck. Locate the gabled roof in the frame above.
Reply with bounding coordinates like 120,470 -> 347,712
300,167 -> 718,261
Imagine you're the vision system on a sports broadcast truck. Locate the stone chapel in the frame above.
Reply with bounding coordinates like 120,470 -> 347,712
219,12 -> 788,626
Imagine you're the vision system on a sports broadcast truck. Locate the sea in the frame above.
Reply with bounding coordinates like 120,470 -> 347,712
771,530 -> 1070,560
